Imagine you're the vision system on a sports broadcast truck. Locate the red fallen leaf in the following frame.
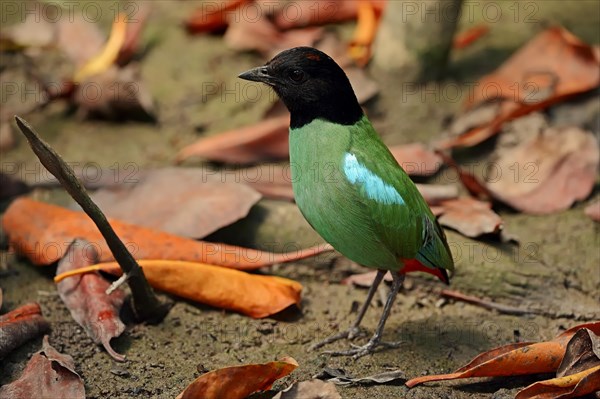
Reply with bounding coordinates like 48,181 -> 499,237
584,199 -> 600,222
0,335 -> 85,399
177,356 -> 298,399
56,259 -> 302,319
0,303 -> 50,359
435,151 -> 491,200
406,322 -> 600,388
435,197 -> 503,237
176,115 -> 290,165
484,126 -> 599,214
185,0 -> 248,34
272,0 -> 386,30
389,143 -> 443,176
56,239 -> 126,362
439,27 -> 600,149
453,25 -> 489,49
89,168 -> 262,239
1,198 -> 332,269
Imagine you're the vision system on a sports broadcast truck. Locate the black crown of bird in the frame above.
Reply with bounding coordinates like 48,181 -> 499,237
240,47 -> 454,358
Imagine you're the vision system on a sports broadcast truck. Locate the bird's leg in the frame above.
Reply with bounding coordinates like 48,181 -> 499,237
309,269 -> 386,351
325,272 -> 405,358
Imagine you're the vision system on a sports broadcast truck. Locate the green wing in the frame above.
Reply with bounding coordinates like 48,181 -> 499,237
345,118 -> 454,274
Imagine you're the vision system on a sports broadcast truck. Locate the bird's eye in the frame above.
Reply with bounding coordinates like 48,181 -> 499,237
288,69 -> 304,83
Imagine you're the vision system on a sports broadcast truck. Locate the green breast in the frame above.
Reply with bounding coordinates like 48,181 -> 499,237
289,119 -> 401,269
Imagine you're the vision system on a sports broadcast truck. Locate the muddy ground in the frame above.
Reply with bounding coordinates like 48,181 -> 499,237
1,1 -> 599,398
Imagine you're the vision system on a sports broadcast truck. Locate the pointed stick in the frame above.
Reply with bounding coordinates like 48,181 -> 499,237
14,116 -> 169,323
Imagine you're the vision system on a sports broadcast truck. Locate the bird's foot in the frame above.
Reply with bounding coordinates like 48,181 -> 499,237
309,326 -> 366,351
323,337 -> 402,359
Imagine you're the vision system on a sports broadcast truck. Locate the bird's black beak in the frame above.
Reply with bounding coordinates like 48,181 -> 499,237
238,66 -> 276,86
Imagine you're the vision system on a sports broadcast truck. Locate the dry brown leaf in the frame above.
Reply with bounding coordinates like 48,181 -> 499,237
406,322 -> 600,388
176,115 -> 290,164
439,27 -> 600,149
185,0 -> 249,34
1,197 -> 333,269
436,197 -> 502,237
55,259 -> 302,319
0,303 -> 49,359
56,240 -> 126,362
485,126 -> 599,214
0,336 -> 85,399
177,357 -> 298,399
89,168 -> 261,238
273,0 -> 386,30
389,143 -> 443,176
557,328 -> 600,378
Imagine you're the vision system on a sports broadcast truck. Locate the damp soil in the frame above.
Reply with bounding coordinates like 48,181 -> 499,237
1,1 -> 599,398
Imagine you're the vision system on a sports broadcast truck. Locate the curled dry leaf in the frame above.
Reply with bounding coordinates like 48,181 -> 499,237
273,379 -> 341,399
315,367 -> 405,386
56,239 -> 126,362
439,27 -> 600,149
405,321 -> 600,388
348,0 -> 379,66
0,302 -> 49,359
176,115 -> 290,164
55,260 -> 302,318
2,198 -> 333,269
485,126 -> 599,214
177,357 -> 298,399
515,365 -> 600,399
557,328 -> 600,378
435,197 -> 503,237
0,335 -> 85,399
89,167 -> 262,238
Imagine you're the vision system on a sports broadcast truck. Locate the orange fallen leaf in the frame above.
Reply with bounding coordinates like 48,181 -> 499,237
176,115 -> 290,165
74,13 -> 127,82
2,198 -> 332,269
405,321 -> 600,388
515,365 -> 600,399
453,25 -> 489,49
55,260 -> 302,318
348,0 -> 379,66
185,0 -> 248,34
178,357 -> 298,399
439,27 -> 600,149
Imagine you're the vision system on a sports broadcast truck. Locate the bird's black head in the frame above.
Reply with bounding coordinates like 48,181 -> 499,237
239,47 -> 363,129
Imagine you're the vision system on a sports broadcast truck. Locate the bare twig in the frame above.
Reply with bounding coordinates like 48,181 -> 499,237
440,289 -> 537,316
14,116 -> 168,323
